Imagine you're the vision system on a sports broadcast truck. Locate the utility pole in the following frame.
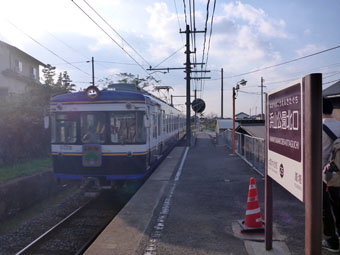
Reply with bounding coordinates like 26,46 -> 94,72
92,57 -> 95,86
87,57 -> 95,86
221,68 -> 223,119
185,25 -> 191,146
232,87 -> 236,154
148,24 -> 209,147
260,77 -> 265,120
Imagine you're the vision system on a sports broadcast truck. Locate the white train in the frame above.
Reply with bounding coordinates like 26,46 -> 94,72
50,83 -> 185,187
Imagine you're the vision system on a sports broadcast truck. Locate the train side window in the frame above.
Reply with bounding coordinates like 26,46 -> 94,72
158,111 -> 161,136
162,111 -> 166,134
52,113 -> 77,144
110,111 -> 146,144
166,115 -> 169,133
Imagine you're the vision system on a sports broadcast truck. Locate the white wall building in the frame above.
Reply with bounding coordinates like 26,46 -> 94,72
0,40 -> 45,99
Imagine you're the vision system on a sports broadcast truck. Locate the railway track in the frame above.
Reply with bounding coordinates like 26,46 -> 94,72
15,182 -> 142,255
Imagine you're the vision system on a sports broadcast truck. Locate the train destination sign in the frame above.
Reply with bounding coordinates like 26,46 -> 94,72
267,80 -> 304,202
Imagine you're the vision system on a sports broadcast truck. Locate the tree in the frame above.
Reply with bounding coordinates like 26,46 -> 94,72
55,71 -> 75,93
117,72 -> 161,89
41,64 -> 56,86
97,72 -> 161,89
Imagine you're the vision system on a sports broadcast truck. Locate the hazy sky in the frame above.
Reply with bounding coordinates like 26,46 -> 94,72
0,0 -> 339,117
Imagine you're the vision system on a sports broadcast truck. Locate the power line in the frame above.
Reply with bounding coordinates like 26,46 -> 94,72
225,45 -> 340,79
82,0 -> 151,67
153,46 -> 185,68
201,0 -> 216,98
182,0 -> 188,25
173,0 -> 184,43
199,0 -> 210,98
323,78 -> 340,86
71,0 -> 150,76
96,60 -> 146,66
239,90 -> 262,95
45,31 -> 111,71
7,20 -> 90,76
323,70 -> 340,79
201,0 -> 210,69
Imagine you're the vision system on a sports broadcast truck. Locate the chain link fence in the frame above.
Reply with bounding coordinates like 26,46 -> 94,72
217,129 -> 265,176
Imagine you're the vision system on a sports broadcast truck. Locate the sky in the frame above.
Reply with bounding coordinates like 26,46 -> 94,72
0,0 -> 339,117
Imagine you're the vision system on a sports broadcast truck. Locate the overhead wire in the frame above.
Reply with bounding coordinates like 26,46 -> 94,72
82,0 -> 151,68
201,0 -> 216,98
187,1 -> 194,72
323,70 -> 340,79
224,45 -> 340,79
173,0 -> 184,43
45,30 -> 112,79
200,0 -> 210,98
191,0 -> 199,98
323,78 -> 340,86
182,0 -> 188,25
153,46 -> 186,68
7,20 -> 90,76
71,0 -> 151,76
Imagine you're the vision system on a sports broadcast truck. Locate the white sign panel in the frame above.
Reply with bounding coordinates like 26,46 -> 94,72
267,79 -> 304,202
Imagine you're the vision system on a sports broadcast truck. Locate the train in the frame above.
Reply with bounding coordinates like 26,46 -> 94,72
49,83 -> 185,188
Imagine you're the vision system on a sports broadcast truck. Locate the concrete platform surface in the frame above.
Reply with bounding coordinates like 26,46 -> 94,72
85,132 -> 312,255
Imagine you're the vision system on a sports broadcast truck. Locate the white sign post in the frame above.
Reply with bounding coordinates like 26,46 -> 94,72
267,80 -> 304,201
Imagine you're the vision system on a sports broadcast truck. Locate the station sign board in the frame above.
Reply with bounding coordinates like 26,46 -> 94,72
267,79 -> 304,202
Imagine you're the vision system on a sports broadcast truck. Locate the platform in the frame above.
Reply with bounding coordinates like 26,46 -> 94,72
85,132 -> 308,255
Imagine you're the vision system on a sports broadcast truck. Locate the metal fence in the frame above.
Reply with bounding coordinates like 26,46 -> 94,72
217,129 -> 265,176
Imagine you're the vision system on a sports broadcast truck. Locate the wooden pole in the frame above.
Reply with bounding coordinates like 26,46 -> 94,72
304,73 -> 322,255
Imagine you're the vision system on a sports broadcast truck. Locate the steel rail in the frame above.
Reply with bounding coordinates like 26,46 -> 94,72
15,200 -> 92,255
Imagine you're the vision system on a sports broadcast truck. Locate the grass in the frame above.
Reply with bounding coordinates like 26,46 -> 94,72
0,158 -> 52,182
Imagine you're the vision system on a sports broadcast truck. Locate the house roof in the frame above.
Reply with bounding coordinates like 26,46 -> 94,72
216,119 -> 237,129
236,112 -> 249,117
0,40 -> 46,67
237,124 -> 265,139
323,81 -> 340,98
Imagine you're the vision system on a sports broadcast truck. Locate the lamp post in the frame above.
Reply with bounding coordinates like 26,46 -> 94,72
232,79 -> 247,155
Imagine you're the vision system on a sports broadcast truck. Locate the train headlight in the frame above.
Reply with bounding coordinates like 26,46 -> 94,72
85,86 -> 100,100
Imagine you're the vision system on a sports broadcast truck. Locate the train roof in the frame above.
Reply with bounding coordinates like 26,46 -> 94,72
51,89 -> 147,104
51,84 -> 182,115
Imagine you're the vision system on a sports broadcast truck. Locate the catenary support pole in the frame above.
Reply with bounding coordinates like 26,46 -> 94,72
221,68 -> 223,119
261,77 -> 264,119
232,87 -> 236,154
185,24 -> 191,147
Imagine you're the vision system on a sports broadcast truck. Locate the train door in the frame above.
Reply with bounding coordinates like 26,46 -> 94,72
156,108 -> 163,156
146,106 -> 151,167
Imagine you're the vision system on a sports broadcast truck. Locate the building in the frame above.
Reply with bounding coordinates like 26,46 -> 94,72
323,81 -> 340,121
0,40 -> 45,99
235,112 -> 250,120
236,120 -> 265,140
216,118 -> 238,133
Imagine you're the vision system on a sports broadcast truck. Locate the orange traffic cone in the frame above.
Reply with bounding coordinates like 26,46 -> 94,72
238,177 -> 264,233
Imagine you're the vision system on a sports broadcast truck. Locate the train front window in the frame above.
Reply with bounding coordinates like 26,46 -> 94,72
81,112 -> 106,144
110,111 -> 146,144
52,113 -> 77,144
